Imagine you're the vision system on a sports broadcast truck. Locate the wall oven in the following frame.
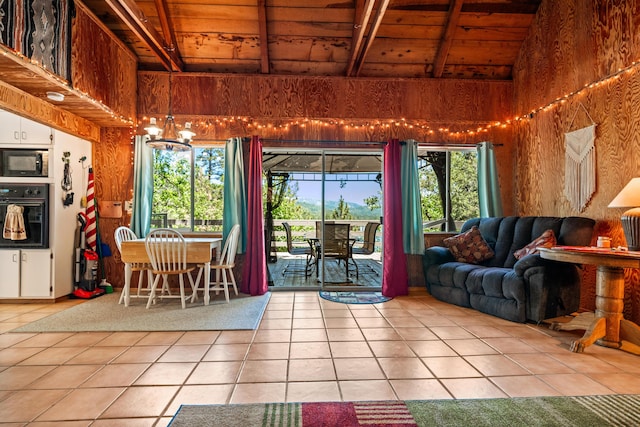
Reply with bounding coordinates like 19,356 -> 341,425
0,184 -> 49,248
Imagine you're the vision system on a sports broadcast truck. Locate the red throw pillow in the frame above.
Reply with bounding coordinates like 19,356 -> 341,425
514,229 -> 557,260
443,226 -> 495,264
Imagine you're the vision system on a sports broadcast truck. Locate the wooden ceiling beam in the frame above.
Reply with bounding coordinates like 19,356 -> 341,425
432,0 -> 464,78
353,0 -> 390,77
154,0 -> 183,69
346,0 -> 376,77
105,0 -> 184,71
257,0 -> 270,74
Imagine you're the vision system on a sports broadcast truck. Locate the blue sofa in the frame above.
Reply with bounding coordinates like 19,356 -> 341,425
422,216 -> 595,323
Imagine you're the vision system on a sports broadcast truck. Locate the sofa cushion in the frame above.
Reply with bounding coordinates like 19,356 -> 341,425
443,226 -> 495,264
514,229 -> 557,260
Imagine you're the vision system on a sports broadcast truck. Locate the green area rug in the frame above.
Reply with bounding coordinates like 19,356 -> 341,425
319,291 -> 391,304
11,292 -> 270,333
170,395 -> 640,427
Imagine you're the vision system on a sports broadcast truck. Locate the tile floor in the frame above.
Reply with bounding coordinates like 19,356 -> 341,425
1,287 -> 640,426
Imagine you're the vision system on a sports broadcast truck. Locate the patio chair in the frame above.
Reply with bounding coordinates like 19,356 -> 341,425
114,226 -> 155,305
191,224 -> 241,303
351,222 -> 380,276
314,221 -> 354,279
144,228 -> 196,309
282,222 -> 313,277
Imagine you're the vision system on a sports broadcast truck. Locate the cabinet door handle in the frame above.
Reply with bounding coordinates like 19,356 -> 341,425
14,131 -> 20,140
13,253 -> 18,263
21,252 -> 27,262
21,131 -> 27,140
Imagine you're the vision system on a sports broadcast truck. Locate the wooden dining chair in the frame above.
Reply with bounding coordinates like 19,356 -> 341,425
191,224 -> 241,304
114,226 -> 155,305
144,228 -> 196,309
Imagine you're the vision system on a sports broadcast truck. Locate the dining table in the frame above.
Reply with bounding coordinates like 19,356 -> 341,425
119,237 -> 222,306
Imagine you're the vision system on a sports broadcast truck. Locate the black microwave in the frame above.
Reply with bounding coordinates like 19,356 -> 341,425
0,149 -> 49,177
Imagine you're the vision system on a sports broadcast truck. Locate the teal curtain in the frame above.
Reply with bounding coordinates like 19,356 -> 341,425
131,136 -> 154,237
223,137 -> 247,253
477,141 -> 503,218
401,139 -> 424,254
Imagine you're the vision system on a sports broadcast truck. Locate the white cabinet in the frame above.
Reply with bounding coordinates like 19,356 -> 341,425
0,249 -> 51,298
0,110 -> 52,145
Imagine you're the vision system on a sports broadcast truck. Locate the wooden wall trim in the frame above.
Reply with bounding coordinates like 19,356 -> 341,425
0,80 -> 101,143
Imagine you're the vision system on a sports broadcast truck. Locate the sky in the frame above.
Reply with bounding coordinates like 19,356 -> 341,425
295,178 -> 380,205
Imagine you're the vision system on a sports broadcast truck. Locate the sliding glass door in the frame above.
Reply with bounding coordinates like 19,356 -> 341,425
265,149 -> 382,291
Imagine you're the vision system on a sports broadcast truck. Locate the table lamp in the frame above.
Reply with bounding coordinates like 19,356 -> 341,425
608,177 -> 640,251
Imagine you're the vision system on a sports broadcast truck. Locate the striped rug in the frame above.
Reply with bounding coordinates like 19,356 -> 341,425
170,395 -> 640,426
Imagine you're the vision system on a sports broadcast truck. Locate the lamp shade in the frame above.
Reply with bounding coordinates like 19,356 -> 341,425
609,178 -> 640,251
608,178 -> 640,208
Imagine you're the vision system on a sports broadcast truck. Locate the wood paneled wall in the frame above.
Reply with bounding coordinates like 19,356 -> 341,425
513,0 -> 640,322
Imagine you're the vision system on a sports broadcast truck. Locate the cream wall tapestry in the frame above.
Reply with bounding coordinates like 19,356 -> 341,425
564,104 -> 596,212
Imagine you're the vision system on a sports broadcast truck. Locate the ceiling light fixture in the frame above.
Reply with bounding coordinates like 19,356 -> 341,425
144,72 -> 194,151
46,91 -> 65,102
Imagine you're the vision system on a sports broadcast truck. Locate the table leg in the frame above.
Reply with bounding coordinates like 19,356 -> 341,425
204,262 -> 211,306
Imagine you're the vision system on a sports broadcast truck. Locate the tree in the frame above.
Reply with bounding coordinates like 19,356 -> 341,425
331,195 -> 353,220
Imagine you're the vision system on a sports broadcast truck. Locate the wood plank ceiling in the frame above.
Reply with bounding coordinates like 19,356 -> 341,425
84,0 -> 541,80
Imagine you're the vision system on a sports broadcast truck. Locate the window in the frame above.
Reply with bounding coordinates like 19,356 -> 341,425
151,146 -> 225,232
418,149 -> 479,233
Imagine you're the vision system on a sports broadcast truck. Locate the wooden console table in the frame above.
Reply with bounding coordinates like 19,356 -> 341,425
539,246 -> 640,354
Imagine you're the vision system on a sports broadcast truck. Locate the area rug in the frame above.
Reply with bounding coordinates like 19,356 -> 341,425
319,291 -> 391,304
10,292 -> 271,333
170,395 -> 640,427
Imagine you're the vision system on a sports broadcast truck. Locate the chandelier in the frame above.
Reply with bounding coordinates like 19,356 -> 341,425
144,72 -> 195,151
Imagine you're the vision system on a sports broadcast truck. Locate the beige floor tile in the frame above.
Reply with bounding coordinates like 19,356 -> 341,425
291,318 -> 325,329
385,317 -> 425,328
290,341 -> 331,359
440,378 -> 508,399
339,380 -> 396,401
80,364 -> 149,387
361,328 -> 403,341
350,308 -> 384,318
390,379 -> 453,400
368,341 -> 416,358
330,341 -> 373,358
287,381 -> 341,402
422,357 -> 482,378
133,362 -> 196,385
214,330 -> 255,344
0,389 -> 69,423
464,355 -> 531,376
238,360 -> 288,383
28,365 -> 102,389
230,382 -> 286,404
0,365 -> 56,390
12,333 -> 74,348
135,332 -> 184,346
202,343 -> 250,361
262,310 -> 294,319
157,345 -> 210,363
415,315 -> 457,327
265,303 -> 294,311
247,342 -> 290,360
322,309 -> 353,318
291,329 -> 328,342
482,337 -> 537,353
0,347 -> 45,365
326,328 -> 365,341
186,361 -> 242,384
409,341 -> 457,357
463,325 -> 514,338
444,339 -> 499,356
94,332 -> 147,347
394,327 -> 438,341
100,386 -> 179,418
175,331 -> 220,345
293,309 -> 322,319
0,332 -> 33,348
66,346 -> 128,364
334,358 -> 385,380
588,373 -> 640,394
288,358 -> 336,382
54,332 -> 112,347
507,353 -> 575,375
429,326 -> 477,340
165,384 -> 234,413
18,346 -> 86,365
260,318 -> 294,329
354,317 -> 391,328
548,352 -> 622,374
112,345 -> 169,364
537,373 -> 616,396
37,387 -> 125,421
253,329 -> 291,343
491,375 -> 562,397
377,358 -> 434,379
294,302 -> 321,310
324,317 -> 359,328
92,418 -> 157,426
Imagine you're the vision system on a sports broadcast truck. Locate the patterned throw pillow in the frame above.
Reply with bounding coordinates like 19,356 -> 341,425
443,226 -> 495,264
514,229 -> 557,260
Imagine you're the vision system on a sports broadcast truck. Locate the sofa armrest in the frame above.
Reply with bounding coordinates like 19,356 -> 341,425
424,246 -> 455,265
513,253 -> 547,276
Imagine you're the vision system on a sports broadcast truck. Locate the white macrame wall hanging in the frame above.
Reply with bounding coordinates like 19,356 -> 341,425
564,103 -> 596,212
